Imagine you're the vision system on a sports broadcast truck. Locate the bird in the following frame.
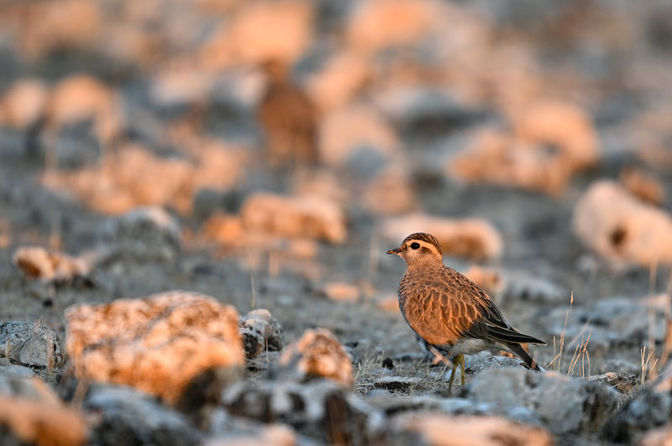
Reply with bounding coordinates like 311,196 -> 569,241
257,58 -> 319,167
386,232 -> 545,388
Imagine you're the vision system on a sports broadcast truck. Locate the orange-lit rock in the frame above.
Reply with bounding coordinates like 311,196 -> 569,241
347,0 -> 445,55
200,0 -> 313,69
319,104 -> 400,166
512,99 -> 599,171
464,266 -> 505,297
203,214 -> 245,246
307,52 -> 370,111
65,291 -> 244,404
363,166 -> 416,215
382,213 -> 503,261
393,413 -> 552,446
12,246 -> 91,284
323,282 -> 360,303
240,192 -> 346,243
42,143 -> 244,215
450,128 -> 573,196
279,329 -> 353,387
620,167 -> 665,206
45,74 -> 121,144
204,425 -> 296,446
0,79 -> 48,129
0,396 -> 87,446
573,180 -> 672,266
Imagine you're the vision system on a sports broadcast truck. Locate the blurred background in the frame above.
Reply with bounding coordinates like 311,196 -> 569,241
1,0 -> 672,378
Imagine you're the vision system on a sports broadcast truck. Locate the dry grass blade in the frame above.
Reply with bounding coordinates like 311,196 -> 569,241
548,291 -> 574,371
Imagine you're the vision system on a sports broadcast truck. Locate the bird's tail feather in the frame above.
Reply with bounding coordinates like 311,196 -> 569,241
507,342 -> 543,372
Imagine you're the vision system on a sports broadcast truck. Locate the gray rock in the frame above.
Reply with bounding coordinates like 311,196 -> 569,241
222,379 -> 384,444
503,271 -> 566,304
366,392 -> 541,427
84,384 -> 202,446
0,321 -> 63,368
372,376 -> 423,392
465,351 -> 528,376
239,309 -> 284,360
0,362 -> 59,404
463,368 -> 620,435
97,206 -> 181,262
604,363 -> 672,443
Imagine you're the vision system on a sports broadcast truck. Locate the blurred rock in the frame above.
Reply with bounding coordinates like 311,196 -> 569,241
391,413 -> 553,446
373,376 -> 423,392
222,379 -> 383,444
502,270 -> 565,304
12,246 -> 91,285
640,424 -> 672,446
363,166 -> 416,215
240,192 -> 346,244
573,180 -> 672,266
512,99 -> 598,172
45,74 -> 121,145
278,329 -> 353,387
307,51 -> 370,111
597,358 -> 641,376
202,213 -> 244,246
620,167 -> 665,206
0,362 -> 86,446
204,423 -> 296,446
464,352 -> 530,376
319,104 -> 400,167
464,368 -> 619,435
604,362 -> 672,443
39,119 -> 101,168
65,291 -> 244,404
382,213 -> 503,261
346,0 -> 446,54
464,266 -> 505,298
0,79 -> 48,130
322,282 -> 361,303
84,384 -> 202,446
200,0 -> 314,69
542,295 -> 670,352
239,309 -> 284,360
0,321 -> 63,368
98,206 -> 181,262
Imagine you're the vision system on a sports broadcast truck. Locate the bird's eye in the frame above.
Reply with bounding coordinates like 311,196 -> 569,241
410,242 -> 420,250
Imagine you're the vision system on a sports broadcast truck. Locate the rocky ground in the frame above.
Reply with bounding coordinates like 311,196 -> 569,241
1,0 -> 672,445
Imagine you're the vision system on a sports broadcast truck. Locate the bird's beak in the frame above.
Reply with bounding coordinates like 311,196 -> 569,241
386,248 -> 401,255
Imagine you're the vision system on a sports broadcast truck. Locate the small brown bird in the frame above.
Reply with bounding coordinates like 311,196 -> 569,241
387,232 -> 545,388
257,59 -> 319,167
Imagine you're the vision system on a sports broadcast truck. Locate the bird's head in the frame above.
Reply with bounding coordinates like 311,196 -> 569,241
386,232 -> 443,268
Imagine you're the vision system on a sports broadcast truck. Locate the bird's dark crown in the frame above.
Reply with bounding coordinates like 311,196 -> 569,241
401,232 -> 443,255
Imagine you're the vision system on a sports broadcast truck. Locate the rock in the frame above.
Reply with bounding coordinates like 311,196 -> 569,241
463,266 -> 505,298
464,352 -> 529,376
464,368 -> 620,435
382,213 -> 503,261
502,270 -> 565,304
372,376 -> 423,392
0,321 -> 63,368
0,364 -> 87,446
278,329 -> 354,387
12,246 -> 91,284
572,180 -> 672,266
239,309 -> 284,360
0,78 -> 48,130
366,393 -> 539,426
588,372 -> 638,394
319,104 -> 401,168
640,424 -> 672,446
362,166 -> 416,215
204,423 -> 295,446
65,291 -> 244,404
222,379 -> 383,444
542,295 -> 670,351
603,363 -> 672,443
240,192 -> 346,244
98,206 -> 181,261
200,0 -> 313,69
84,384 -> 202,446
620,167 -> 665,206
322,282 -> 361,303
391,413 -> 553,446
38,119 -> 102,169
307,51 -> 370,111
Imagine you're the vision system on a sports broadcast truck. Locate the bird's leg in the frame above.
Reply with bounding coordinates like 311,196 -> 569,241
448,354 -> 466,390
